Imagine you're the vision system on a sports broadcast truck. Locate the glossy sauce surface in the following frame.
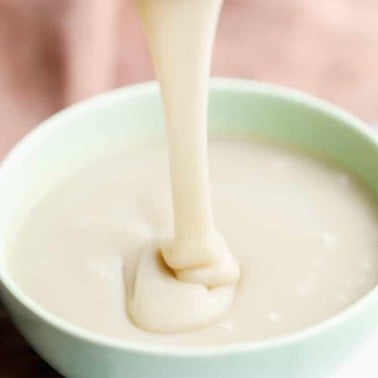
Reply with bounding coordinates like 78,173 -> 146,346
8,138 -> 378,345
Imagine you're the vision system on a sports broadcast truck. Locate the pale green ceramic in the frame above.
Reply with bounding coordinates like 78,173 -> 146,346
0,79 -> 377,378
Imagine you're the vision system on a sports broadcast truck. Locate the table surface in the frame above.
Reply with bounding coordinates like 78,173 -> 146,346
0,302 -> 60,377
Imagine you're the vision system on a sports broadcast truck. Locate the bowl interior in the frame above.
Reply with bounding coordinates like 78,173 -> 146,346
0,79 -> 377,351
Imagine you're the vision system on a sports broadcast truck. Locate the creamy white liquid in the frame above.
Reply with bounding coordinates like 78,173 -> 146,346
126,0 -> 239,332
7,138 -> 378,345
5,0 -> 378,344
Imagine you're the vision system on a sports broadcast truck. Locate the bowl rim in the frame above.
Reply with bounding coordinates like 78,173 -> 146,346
0,78 -> 377,357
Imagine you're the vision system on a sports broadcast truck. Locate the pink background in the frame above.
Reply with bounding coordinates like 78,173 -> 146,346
1,0 -> 378,159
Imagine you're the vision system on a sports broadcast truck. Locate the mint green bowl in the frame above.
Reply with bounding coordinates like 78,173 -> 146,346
0,79 -> 377,378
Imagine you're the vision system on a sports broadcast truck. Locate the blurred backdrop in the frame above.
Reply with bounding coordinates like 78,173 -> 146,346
0,0 -> 377,159
0,1 -> 377,376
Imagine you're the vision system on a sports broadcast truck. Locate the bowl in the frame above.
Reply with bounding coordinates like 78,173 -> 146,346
0,79 -> 377,378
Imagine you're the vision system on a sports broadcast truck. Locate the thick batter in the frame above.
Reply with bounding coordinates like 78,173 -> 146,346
7,137 -> 378,345
127,0 -> 240,332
